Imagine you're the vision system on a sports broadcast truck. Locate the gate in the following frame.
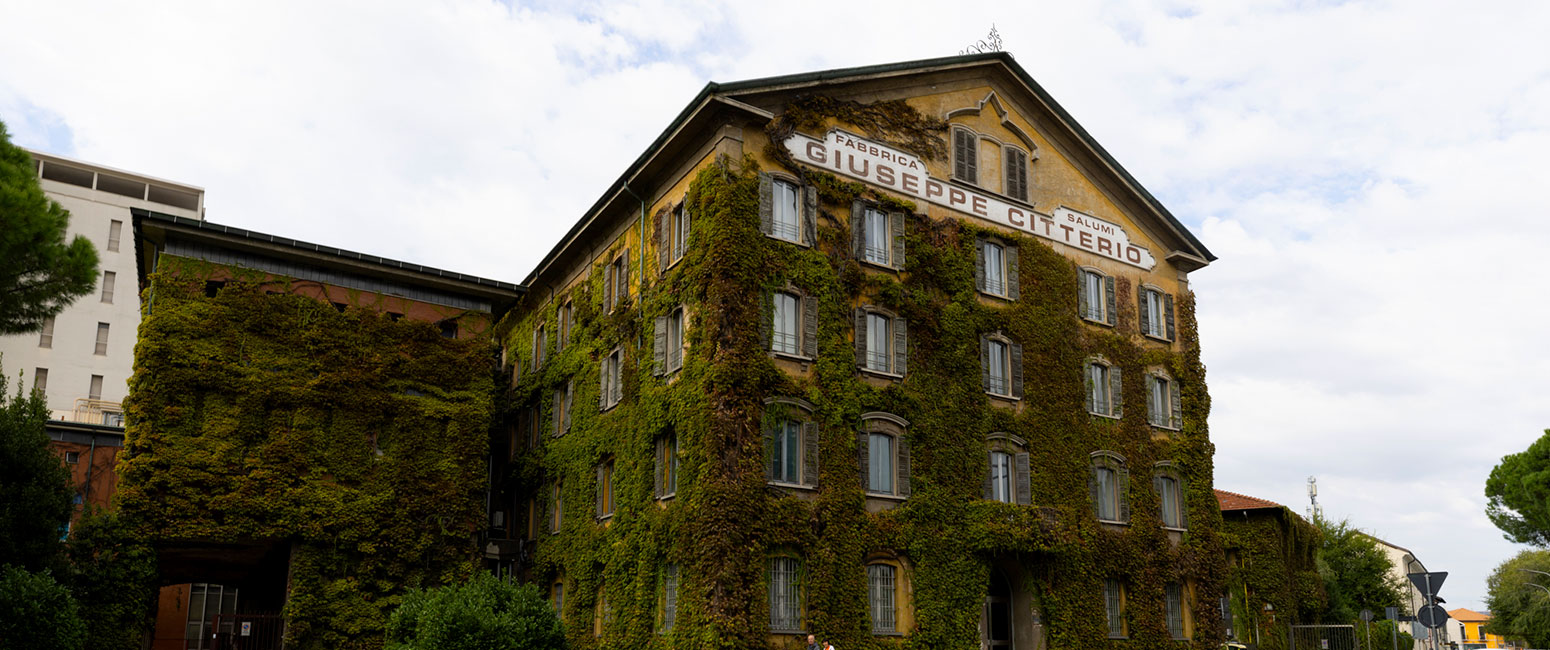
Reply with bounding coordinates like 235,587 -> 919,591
1292,624 -> 1358,650
209,613 -> 283,650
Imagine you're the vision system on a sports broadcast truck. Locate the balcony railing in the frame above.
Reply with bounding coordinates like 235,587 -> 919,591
71,399 -> 124,427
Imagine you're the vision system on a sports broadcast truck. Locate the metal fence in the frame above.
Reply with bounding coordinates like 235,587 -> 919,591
1292,624 -> 1358,650
209,613 -> 283,650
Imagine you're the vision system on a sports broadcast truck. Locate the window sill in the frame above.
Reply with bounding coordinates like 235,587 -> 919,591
768,481 -> 816,491
866,492 -> 907,501
771,350 -> 813,363
859,258 -> 901,273
1098,519 -> 1130,527
765,232 -> 809,248
1150,423 -> 1180,431
656,493 -> 676,501
977,289 -> 1014,302
1089,411 -> 1121,420
597,514 -> 613,522
859,367 -> 903,380
1142,333 -> 1173,344
601,403 -> 619,413
1081,317 -> 1114,327
986,391 -> 1021,403
872,631 -> 906,637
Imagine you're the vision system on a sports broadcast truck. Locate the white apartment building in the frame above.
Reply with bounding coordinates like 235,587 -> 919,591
2,148 -> 203,424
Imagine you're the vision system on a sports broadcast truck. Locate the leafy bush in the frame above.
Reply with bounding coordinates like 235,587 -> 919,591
385,572 -> 564,650
66,511 -> 159,650
0,565 -> 86,650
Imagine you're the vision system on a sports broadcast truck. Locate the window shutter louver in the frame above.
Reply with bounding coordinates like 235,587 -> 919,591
1179,476 -> 1190,529
980,336 -> 992,392
974,238 -> 987,292
1006,245 -> 1021,300
1078,271 -> 1090,320
1118,465 -> 1131,523
654,439 -> 664,498
1170,379 -> 1183,429
1146,376 -> 1159,425
1088,469 -> 1102,519
758,173 -> 774,236
1164,293 -> 1176,341
854,308 -> 867,368
890,211 -> 906,269
763,423 -> 776,481
1110,366 -> 1123,418
954,130 -> 969,181
564,383 -> 573,431
897,435 -> 911,497
1104,275 -> 1116,326
597,465 -> 605,518
681,203 -> 691,256
611,357 -> 623,405
654,316 -> 669,376
1139,289 -> 1152,336
851,200 -> 866,259
1154,474 -> 1165,519
802,185 -> 817,246
893,317 -> 908,377
761,293 -> 774,352
620,253 -> 631,304
1084,363 -> 1096,413
802,294 -> 818,358
1015,452 -> 1031,505
804,421 -> 818,487
984,451 -> 996,500
857,433 -> 870,491
1010,341 -> 1024,398
656,206 -> 670,273
600,359 -> 608,409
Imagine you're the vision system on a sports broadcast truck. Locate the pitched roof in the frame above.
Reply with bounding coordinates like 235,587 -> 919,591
1216,489 -> 1283,512
1449,608 -> 1490,622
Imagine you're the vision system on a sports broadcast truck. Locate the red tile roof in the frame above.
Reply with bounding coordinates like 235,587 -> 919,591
1449,608 -> 1490,622
1216,489 -> 1283,512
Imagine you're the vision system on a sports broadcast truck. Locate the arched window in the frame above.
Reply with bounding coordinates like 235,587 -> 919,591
1078,267 -> 1115,326
859,413 -> 911,498
984,433 -> 1030,505
980,332 -> 1023,399
764,398 -> 817,488
1147,367 -> 1181,429
1153,462 -> 1188,530
1090,451 -> 1130,524
768,553 -> 804,632
1085,356 -> 1122,418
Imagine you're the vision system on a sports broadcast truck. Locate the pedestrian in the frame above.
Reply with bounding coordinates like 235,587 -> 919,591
805,633 -> 820,650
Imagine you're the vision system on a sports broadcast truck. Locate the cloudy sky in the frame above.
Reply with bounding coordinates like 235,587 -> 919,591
4,0 -> 1546,611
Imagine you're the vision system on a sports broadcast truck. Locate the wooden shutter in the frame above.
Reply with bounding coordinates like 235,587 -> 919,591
654,438 -> 664,498
758,173 -> 774,236
596,464 -> 605,518
802,184 -> 818,246
763,423 -> 775,481
890,211 -> 906,269
857,433 -> 870,491
620,252 -> 631,304
1010,341 -> 1023,398
654,316 -> 669,376
553,390 -> 563,435
682,203 -> 691,253
984,451 -> 996,500
893,317 -> 908,377
974,238 -> 987,292
761,293 -> 773,352
655,206 -> 670,273
1153,474 -> 1166,522
897,435 -> 911,497
1109,366 -> 1123,418
851,200 -> 866,259
1078,271 -> 1090,320
954,130 -> 977,183
1088,467 -> 1102,519
1117,464 -> 1131,523
563,383 -> 573,432
599,357 -> 608,409
802,293 -> 818,358
603,263 -> 614,311
1139,289 -> 1152,336
611,355 -> 623,405
1104,275 -> 1116,326
1146,375 -> 1158,425
1007,149 -> 1027,200
854,308 -> 867,368
1006,245 -> 1020,300
1178,475 -> 1190,530
980,335 -> 992,392
1170,379 -> 1182,430
1015,452 -> 1031,505
1164,293 -> 1176,341
803,421 -> 818,487
1084,363 -> 1096,413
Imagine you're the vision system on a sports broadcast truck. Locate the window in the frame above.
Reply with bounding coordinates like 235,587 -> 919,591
989,451 -> 1012,503
654,307 -> 685,375
1166,583 -> 1187,639
552,382 -> 572,435
534,324 -> 546,368
603,252 -> 630,312
771,292 -> 802,356
768,556 -> 803,632
550,480 -> 563,533
552,581 -> 565,612
658,201 -> 691,267
1079,269 -> 1116,325
597,458 -> 615,519
766,285 -> 817,359
953,128 -> 978,184
855,308 -> 906,376
760,173 -> 814,246
1086,359 -> 1122,418
772,179 -> 801,242
599,348 -> 623,410
183,583 -> 239,650
1104,579 -> 1127,638
100,271 -> 115,303
1155,467 -> 1188,530
527,406 -> 541,449
33,368 -> 47,394
107,220 -> 122,252
65,451 -> 80,464
1148,372 -> 1182,429
852,202 -> 905,269
976,238 -> 1020,299
1091,452 -> 1130,524
765,398 -> 817,488
1005,147 -> 1029,201
438,319 -> 458,339
1140,286 -> 1176,341
661,564 -> 679,633
868,563 -> 897,634
985,433 -> 1032,505
38,316 -> 53,348
859,413 -> 911,498
94,322 -> 109,356
88,375 -> 103,401
558,302 -> 572,352
655,432 -> 678,499
980,335 -> 1022,398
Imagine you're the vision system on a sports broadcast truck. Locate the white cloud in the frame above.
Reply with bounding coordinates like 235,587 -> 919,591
2,0 -> 1547,610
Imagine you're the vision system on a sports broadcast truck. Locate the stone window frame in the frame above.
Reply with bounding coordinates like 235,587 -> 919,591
854,304 -> 907,379
1085,355 -> 1123,419
758,171 -> 816,247
858,412 -> 911,500
851,199 -> 906,271
984,432 -> 1031,505
1090,450 -> 1130,525
1078,266 -> 1116,326
764,397 -> 818,490
1153,461 -> 1189,532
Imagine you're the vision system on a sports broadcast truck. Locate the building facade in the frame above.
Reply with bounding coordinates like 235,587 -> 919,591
494,53 -> 1222,650
1216,489 -> 1325,650
1445,608 -> 1520,650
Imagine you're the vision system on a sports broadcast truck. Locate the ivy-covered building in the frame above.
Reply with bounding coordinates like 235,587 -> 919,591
493,53 -> 1224,650
1216,489 -> 1325,650
124,210 -> 521,649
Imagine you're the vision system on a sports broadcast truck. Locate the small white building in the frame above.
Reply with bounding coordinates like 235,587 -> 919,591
1,148 -> 203,423
1364,534 -> 1435,650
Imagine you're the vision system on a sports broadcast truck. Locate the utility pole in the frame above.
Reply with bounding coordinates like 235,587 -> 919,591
1307,476 -> 1321,520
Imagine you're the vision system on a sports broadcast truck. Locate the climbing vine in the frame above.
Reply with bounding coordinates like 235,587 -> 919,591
1218,507 -> 1325,650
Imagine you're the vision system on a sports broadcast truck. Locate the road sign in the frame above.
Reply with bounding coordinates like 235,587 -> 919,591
1417,604 -> 1449,629
1360,609 -> 1374,622
1408,572 -> 1447,597
1385,607 -> 1398,621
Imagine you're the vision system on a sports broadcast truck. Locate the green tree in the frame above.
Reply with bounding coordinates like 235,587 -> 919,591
0,362 -> 75,572
0,118 -> 100,335
66,511 -> 159,650
385,572 -> 565,650
1486,430 -> 1550,547
1314,515 -> 1405,624
0,565 -> 87,650
1483,549 -> 1550,648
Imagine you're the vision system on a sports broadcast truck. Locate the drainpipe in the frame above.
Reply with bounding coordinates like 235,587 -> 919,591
619,181 -> 647,350
82,434 -> 98,511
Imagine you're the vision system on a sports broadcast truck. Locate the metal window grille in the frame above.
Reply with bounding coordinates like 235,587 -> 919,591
771,421 -> 800,483
1166,583 -> 1186,639
769,557 -> 802,631
1160,476 -> 1180,528
668,309 -> 684,371
1150,377 -> 1168,425
1085,272 -> 1105,320
663,564 -> 679,632
673,206 -> 689,261
869,564 -> 897,633
1145,290 -> 1165,337
1104,579 -> 1124,637
89,375 -> 103,401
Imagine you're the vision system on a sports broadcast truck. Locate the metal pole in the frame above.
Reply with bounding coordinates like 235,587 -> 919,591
1391,618 -> 1398,650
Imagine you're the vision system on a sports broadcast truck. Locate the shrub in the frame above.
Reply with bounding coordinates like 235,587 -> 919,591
0,565 -> 86,650
385,572 -> 564,650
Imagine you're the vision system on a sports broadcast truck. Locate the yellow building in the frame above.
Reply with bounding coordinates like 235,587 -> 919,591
1449,608 -> 1519,650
